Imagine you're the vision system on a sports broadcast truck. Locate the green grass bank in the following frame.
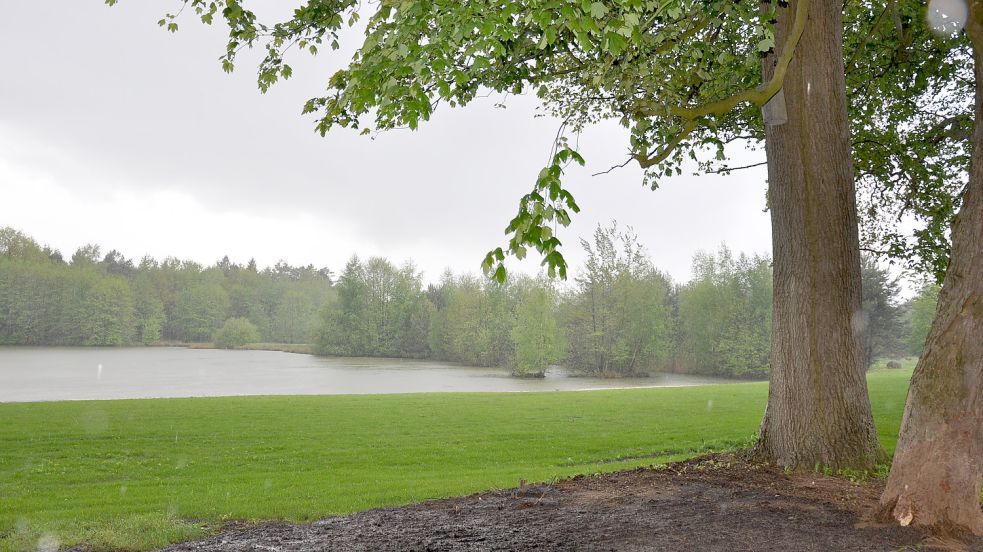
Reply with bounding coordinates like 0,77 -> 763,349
0,364 -> 914,551
157,342 -> 314,354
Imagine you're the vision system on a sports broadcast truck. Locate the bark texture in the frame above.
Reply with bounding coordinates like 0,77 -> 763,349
755,0 -> 881,469
878,9 -> 983,534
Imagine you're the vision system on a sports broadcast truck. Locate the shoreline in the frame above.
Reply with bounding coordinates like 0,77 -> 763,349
153,342 -> 314,355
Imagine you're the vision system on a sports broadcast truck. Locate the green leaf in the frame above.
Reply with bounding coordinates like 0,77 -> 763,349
605,32 -> 626,55
589,2 -> 609,19
493,264 -> 507,283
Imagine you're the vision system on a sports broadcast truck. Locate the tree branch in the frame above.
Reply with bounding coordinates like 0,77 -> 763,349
635,0 -> 810,121
706,160 -> 768,174
625,0 -> 809,173
592,156 -> 635,177
635,120 -> 699,168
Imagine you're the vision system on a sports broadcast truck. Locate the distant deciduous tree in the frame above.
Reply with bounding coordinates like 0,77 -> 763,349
132,274 -> 165,345
511,279 -> 562,378
71,244 -> 101,267
172,283 -> 230,342
77,277 -> 135,346
213,317 -> 260,349
561,223 -> 673,377
429,274 -> 515,367
677,246 -> 772,379
272,290 -> 317,344
903,283 -> 940,358
0,228 -> 49,263
315,256 -> 428,357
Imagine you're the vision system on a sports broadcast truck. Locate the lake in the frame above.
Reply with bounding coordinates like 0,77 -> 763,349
0,347 -> 738,402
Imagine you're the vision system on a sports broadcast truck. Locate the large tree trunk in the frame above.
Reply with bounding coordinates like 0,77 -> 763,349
755,0 -> 882,469
878,11 -> 983,534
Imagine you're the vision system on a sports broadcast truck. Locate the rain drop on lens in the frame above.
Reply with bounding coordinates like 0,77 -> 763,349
850,310 -> 869,337
37,533 -> 60,552
927,0 -> 968,38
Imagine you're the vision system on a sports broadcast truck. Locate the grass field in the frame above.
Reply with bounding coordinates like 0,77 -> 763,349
0,362 -> 915,552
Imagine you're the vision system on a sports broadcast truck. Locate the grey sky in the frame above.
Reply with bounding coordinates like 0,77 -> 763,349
0,0 -> 771,284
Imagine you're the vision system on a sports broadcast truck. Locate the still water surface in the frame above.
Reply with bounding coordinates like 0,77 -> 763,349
0,347 -> 737,402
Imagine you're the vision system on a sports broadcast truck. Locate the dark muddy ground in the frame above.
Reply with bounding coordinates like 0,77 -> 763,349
159,456 -> 981,551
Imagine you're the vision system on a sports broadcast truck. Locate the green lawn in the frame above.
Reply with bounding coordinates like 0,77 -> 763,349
0,367 -> 914,552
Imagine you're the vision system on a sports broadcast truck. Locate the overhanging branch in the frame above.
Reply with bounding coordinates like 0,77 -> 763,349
636,120 -> 699,168
635,0 -> 810,121
631,0 -> 810,170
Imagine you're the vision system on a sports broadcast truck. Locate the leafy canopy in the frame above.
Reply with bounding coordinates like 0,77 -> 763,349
107,0 -> 972,281
844,0 -> 972,280
106,0 -> 791,279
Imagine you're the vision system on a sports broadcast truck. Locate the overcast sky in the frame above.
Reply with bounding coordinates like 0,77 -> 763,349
0,1 -> 772,284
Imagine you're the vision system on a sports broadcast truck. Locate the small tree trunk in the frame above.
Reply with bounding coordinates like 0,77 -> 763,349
878,16 -> 983,534
755,0 -> 882,469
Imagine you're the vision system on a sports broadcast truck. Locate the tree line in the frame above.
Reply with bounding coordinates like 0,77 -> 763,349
0,227 -> 332,347
304,232 -> 940,379
1,224 -> 930,379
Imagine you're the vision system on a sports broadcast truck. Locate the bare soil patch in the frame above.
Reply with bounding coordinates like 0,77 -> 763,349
159,455 -> 982,551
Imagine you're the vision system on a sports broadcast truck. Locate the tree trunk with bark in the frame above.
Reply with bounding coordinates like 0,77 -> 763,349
755,0 -> 882,470
878,10 -> 983,534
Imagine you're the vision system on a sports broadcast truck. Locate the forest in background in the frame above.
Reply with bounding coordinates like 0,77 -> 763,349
0,225 -> 934,378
